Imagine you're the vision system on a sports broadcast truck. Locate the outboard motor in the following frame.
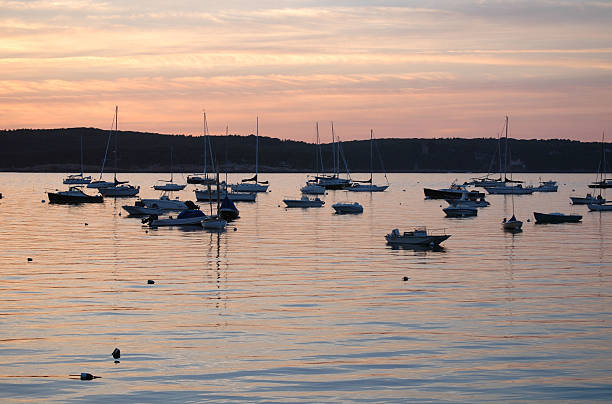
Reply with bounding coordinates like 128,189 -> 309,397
141,214 -> 158,225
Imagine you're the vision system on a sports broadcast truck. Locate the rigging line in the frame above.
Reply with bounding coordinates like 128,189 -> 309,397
337,137 -> 351,179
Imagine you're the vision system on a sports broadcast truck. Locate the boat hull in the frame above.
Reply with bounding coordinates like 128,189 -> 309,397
587,203 -> 612,211
283,198 -> 324,208
230,183 -> 269,192
195,190 -> 256,202
502,220 -> 523,230
570,196 -> 605,205
424,188 -> 484,200
484,186 -> 534,195
48,192 -> 103,204
534,212 -> 582,223
153,184 -> 186,191
385,234 -> 450,246
443,207 -> 477,217
98,186 -> 140,197
332,203 -> 363,214
347,184 -> 388,192
122,205 -> 163,215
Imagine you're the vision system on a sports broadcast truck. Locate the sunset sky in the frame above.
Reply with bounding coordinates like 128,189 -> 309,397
1,0 -> 611,141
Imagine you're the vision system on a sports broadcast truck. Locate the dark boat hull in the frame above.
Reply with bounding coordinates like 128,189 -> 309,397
48,192 -> 103,204
534,212 -> 582,223
588,182 -> 612,189
424,188 -> 484,200
219,208 -> 239,221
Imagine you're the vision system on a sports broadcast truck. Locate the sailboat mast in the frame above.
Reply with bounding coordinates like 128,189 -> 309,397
503,115 -> 509,181
369,129 -> 373,182
80,134 -> 84,176
170,145 -> 174,182
331,122 -> 336,177
113,105 -> 118,183
317,122 -> 324,176
203,111 -> 207,177
255,116 -> 259,180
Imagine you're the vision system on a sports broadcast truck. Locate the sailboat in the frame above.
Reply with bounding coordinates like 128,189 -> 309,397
97,106 -> 140,197
230,117 -> 269,192
187,111 -> 216,185
348,129 -> 389,192
502,195 -> 523,231
314,122 -> 351,189
588,132 -> 611,189
154,146 -> 186,191
87,118 -> 116,189
484,116 -> 533,195
202,173 -> 227,230
63,134 -> 92,184
301,122 -> 326,195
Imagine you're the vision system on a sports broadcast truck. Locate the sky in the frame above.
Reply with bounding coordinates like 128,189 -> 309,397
1,0 -> 611,142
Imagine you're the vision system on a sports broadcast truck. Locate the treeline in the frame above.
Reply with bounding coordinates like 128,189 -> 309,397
0,127 -> 606,173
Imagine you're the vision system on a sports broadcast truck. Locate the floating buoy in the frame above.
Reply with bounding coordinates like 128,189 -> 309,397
80,373 -> 94,380
147,280 -> 155,284
403,276 -> 409,281
112,348 -> 120,359
84,223 -> 88,226
41,200 -> 45,203
118,212 -> 121,216
27,257 -> 33,262
233,227 -> 237,231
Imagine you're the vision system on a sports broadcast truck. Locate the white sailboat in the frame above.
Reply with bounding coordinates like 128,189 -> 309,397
301,122 -> 326,195
97,106 -> 140,197
314,122 -> 351,189
87,118 -> 116,189
187,111 -> 216,185
348,129 -> 389,192
63,134 -> 92,184
230,117 -> 269,192
154,146 -> 186,191
484,116 -> 533,195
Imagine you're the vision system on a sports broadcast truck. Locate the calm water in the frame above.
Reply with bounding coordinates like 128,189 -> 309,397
0,173 -> 610,402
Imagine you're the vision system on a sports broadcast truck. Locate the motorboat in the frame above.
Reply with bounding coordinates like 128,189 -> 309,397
219,196 -> 239,221
283,196 -> 325,208
98,184 -> 140,197
587,203 -> 612,211
484,184 -> 534,194
140,193 -> 188,210
145,206 -> 207,227
202,215 -> 227,230
533,180 -> 558,192
332,201 -> 363,214
502,215 -> 523,231
63,174 -> 92,185
424,183 -> 484,200
533,212 -> 582,223
570,193 -> 605,205
48,186 -> 103,204
300,182 -> 326,195
443,205 -> 477,217
385,227 -> 450,247
122,201 -> 164,216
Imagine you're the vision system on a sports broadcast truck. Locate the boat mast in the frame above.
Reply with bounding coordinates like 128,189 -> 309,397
255,116 -> 259,182
203,111 -> 207,178
80,134 -> 84,176
331,122 -> 336,177
170,145 -> 174,182
369,129 -> 373,183
113,105 -> 118,183
503,115 -> 509,181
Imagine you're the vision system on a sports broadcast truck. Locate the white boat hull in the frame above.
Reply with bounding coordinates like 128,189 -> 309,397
588,203 -> 612,211
347,184 -> 388,192
63,176 -> 92,185
332,202 -> 363,214
230,183 -> 269,192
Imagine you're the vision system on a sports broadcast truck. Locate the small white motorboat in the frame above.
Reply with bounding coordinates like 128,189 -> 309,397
587,203 -> 612,211
443,206 -> 477,217
570,193 -> 605,205
332,201 -> 363,214
300,182 -> 326,195
283,196 -> 325,208
502,215 -> 523,231
385,227 -> 450,247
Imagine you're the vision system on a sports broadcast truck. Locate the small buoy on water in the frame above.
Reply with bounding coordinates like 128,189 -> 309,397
112,348 -> 120,359
147,280 -> 155,284
41,200 -> 45,203
27,257 -> 33,262
84,223 -> 88,226
527,218 -> 531,222
118,212 -> 121,216
233,227 -> 237,231
403,276 -> 409,281
80,373 -> 94,380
